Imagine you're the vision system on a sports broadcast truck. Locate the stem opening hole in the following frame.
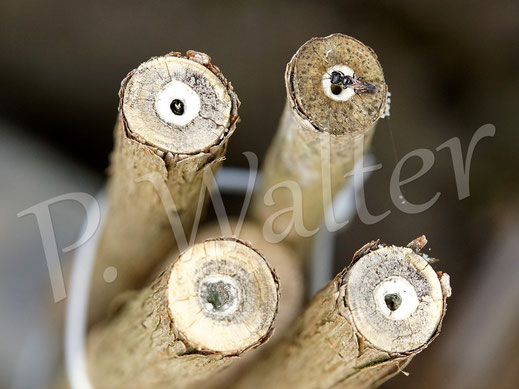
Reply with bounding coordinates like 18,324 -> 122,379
200,279 -> 238,313
330,84 -> 342,95
384,293 -> 402,311
170,99 -> 185,115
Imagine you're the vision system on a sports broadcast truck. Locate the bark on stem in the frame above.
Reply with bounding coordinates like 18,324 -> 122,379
88,51 -> 239,324
87,238 -> 279,389
252,34 -> 388,246
231,237 -> 451,389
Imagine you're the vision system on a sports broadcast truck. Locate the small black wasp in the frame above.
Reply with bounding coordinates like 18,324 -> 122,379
329,71 -> 378,94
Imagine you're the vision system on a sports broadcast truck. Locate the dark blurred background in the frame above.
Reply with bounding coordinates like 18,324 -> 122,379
1,1 -> 518,388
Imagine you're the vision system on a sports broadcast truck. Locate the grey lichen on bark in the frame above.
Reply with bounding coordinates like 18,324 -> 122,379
87,238 -> 279,389
231,237 -> 451,389
252,34 -> 388,247
88,50 -> 240,324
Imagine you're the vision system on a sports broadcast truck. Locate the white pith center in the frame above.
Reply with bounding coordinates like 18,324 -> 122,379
155,79 -> 201,126
374,276 -> 419,320
322,65 -> 356,102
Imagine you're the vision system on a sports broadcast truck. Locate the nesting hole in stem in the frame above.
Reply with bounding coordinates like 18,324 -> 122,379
170,99 -> 185,116
200,279 -> 239,314
384,293 -> 402,311
330,84 -> 342,95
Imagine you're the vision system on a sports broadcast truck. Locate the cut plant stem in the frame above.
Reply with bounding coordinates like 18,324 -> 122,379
88,50 -> 239,324
252,34 -> 388,248
192,220 -> 304,336
231,237 -> 451,389
87,238 -> 279,389
186,220 -> 304,388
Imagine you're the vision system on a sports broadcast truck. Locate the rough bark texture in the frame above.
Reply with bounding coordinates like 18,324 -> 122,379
252,34 -> 388,247
231,237 -> 451,389
87,238 -> 278,389
88,51 -> 240,324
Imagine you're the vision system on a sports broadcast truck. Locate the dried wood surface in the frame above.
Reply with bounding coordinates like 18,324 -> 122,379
231,237 -> 451,389
87,238 -> 278,389
252,34 -> 388,247
88,51 -> 239,324
189,220 -> 305,388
